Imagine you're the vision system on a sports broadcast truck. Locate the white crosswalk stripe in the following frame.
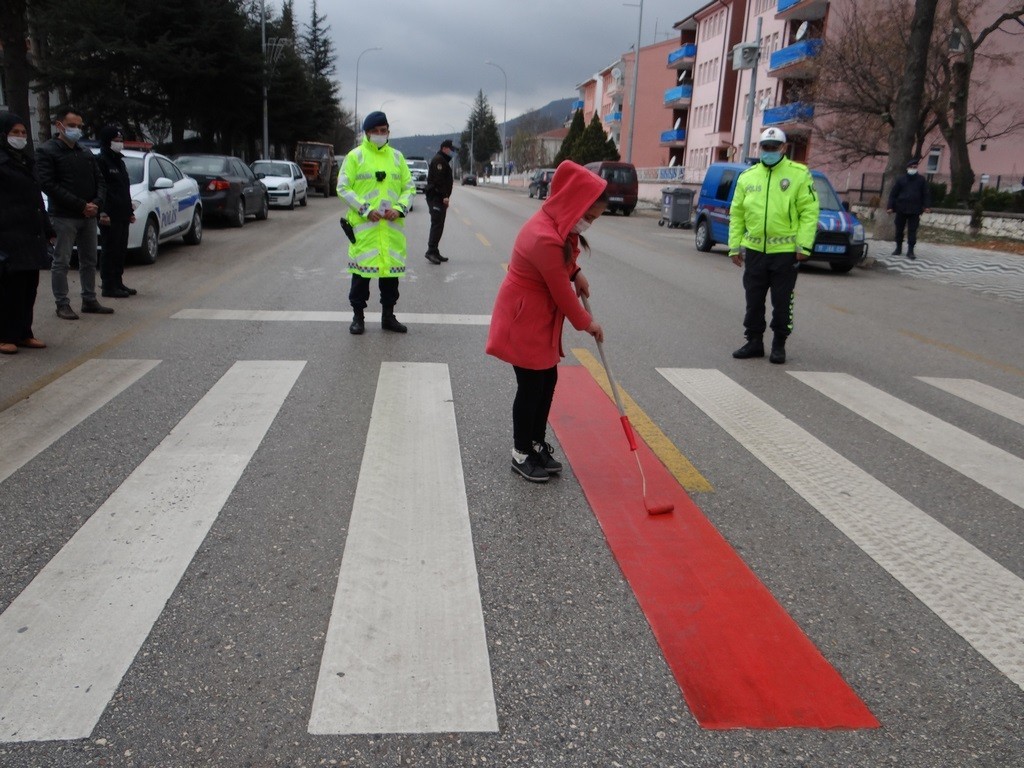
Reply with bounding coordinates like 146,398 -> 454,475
917,377 -> 1024,427
658,367 -> 1024,692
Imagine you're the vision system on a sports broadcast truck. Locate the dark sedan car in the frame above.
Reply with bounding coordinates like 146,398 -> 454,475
462,174 -> 478,186
173,154 -> 269,227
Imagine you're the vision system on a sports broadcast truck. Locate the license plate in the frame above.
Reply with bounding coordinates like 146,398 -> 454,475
609,196 -> 624,202
814,244 -> 846,254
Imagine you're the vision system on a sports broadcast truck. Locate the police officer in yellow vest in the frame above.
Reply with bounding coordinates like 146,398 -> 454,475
337,111 -> 415,334
729,127 -> 819,364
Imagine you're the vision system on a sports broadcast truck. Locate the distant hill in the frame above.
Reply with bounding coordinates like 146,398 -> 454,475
390,98 -> 575,159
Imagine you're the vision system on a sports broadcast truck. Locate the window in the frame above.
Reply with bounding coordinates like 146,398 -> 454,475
927,146 -> 942,174
157,157 -> 183,182
715,170 -> 736,201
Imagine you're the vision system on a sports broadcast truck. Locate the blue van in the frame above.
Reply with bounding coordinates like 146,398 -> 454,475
691,162 -> 868,273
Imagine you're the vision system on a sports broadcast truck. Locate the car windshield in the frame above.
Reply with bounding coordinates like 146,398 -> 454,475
253,161 -> 292,177
301,146 -> 329,159
813,176 -> 844,211
602,167 -> 636,184
175,156 -> 229,174
408,161 -> 428,170
123,157 -> 144,185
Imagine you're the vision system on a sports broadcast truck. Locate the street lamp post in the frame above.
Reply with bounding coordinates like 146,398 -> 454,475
485,60 -> 507,184
625,0 -> 643,164
354,47 -> 382,139
261,0 -> 269,158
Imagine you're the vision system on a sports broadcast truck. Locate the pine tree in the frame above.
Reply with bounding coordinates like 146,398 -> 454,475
554,109 -> 584,165
572,112 -> 619,165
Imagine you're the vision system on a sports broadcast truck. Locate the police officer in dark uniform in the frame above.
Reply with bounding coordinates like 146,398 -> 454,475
424,138 -> 457,265
95,125 -> 137,297
887,158 -> 931,260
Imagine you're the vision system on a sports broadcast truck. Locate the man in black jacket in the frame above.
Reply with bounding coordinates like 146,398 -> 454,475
95,125 -> 137,298
424,139 -> 457,265
886,159 -> 931,260
36,105 -> 112,318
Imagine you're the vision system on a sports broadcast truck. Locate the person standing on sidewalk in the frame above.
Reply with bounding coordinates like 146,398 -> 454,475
729,127 -> 819,365
336,111 -> 414,335
424,138 -> 457,265
35,105 -> 113,319
95,125 -> 137,298
887,159 -> 931,260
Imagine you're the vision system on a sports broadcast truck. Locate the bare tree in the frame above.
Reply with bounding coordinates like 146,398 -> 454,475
0,0 -> 33,134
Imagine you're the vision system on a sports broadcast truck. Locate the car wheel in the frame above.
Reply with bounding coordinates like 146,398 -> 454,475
528,188 -> 534,198
231,198 -> 245,227
695,219 -> 714,252
623,207 -> 633,217
138,217 -> 159,264
256,194 -> 269,220
830,262 -> 856,274
299,192 -> 307,207
182,208 -> 203,245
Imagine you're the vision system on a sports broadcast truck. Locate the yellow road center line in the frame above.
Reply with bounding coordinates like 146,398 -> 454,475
571,347 -> 714,492
899,330 -> 1024,377
476,233 -> 491,247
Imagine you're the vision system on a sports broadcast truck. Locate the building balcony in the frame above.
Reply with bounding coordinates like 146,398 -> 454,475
571,99 -> 584,111
663,85 -> 693,108
606,78 -> 625,96
763,101 -> 815,134
768,39 -> 823,79
659,129 -> 687,146
604,111 -> 623,124
776,0 -> 829,21
667,44 -> 697,69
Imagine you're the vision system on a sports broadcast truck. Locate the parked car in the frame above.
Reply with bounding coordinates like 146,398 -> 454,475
691,162 -> 868,273
528,168 -> 555,199
251,160 -> 308,209
175,154 -> 269,226
462,173 -> 478,186
42,148 -> 203,265
407,158 -> 429,194
584,161 -> 638,215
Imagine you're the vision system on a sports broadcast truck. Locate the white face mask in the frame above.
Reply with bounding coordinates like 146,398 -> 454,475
110,141 -> 124,153
572,219 -> 592,235
907,168 -> 918,175
368,133 -> 389,147
7,136 -> 28,151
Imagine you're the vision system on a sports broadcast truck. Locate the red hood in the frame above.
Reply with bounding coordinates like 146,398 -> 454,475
540,161 -> 608,240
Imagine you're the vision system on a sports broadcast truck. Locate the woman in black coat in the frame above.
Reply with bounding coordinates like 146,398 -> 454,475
0,112 -> 54,354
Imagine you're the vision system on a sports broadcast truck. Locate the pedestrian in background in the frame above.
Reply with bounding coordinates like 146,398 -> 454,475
36,105 -> 112,319
486,161 -> 607,483
729,127 -> 819,365
336,111 -> 415,335
424,138 -> 456,265
96,125 -> 137,298
0,112 -> 54,354
887,159 -> 931,260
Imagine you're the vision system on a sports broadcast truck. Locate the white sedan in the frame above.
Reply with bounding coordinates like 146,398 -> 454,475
251,160 -> 308,209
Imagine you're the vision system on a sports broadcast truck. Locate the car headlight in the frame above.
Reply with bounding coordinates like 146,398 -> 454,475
852,223 -> 865,242
277,183 -> 289,191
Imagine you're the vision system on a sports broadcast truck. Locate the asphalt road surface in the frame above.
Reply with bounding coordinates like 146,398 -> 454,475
1,186 -> 1022,767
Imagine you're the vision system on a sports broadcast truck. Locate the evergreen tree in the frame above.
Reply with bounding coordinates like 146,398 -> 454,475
572,112 -> 619,165
300,0 -> 342,145
460,90 -> 500,174
554,109 -> 584,165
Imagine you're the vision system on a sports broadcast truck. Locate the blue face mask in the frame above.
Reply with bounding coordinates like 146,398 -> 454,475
63,127 -> 83,143
760,150 -> 783,166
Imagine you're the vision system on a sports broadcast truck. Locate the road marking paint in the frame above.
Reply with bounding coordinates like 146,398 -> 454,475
791,372 -> 1024,510
475,233 -> 491,247
0,361 -> 304,742
918,377 -> 1024,427
172,309 -> 491,325
309,362 -> 497,735
0,359 -> 159,483
570,348 -> 713,492
900,330 -> 1024,377
661,367 -> 1024,693
550,367 -> 878,728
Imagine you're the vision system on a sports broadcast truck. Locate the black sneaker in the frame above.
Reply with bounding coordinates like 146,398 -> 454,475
511,452 -> 549,483
732,339 -> 764,359
532,442 -> 563,474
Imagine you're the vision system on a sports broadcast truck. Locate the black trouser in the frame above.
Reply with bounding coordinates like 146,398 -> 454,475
512,365 -> 558,454
893,211 -> 920,249
99,217 -> 130,289
0,268 -> 40,344
742,250 -> 799,341
426,196 -> 447,252
349,274 -> 399,311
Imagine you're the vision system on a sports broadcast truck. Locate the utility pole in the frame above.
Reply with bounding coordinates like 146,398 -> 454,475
741,16 -> 763,163
625,0 -> 644,164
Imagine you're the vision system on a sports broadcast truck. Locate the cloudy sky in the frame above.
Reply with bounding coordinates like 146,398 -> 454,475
289,0 -> 705,138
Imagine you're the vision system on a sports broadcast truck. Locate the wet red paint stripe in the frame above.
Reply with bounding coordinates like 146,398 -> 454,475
549,367 -> 879,729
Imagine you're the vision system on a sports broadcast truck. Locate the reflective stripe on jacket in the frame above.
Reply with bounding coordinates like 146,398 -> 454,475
337,138 -> 414,278
728,157 -> 819,256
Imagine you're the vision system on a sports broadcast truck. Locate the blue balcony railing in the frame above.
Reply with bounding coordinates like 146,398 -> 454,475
769,39 -> 823,69
663,85 -> 693,104
777,0 -> 802,11
667,44 -> 697,66
763,101 -> 815,124
604,111 -> 623,123
571,100 -> 584,111
660,129 -> 687,143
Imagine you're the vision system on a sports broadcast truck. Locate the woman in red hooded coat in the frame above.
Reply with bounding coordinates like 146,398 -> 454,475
486,161 -> 608,483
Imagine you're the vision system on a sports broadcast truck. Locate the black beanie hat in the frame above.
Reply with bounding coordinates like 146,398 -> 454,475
98,124 -> 123,148
362,111 -> 389,132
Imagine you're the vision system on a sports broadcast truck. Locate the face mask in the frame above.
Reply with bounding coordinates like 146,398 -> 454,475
572,219 -> 592,235
63,126 -> 83,143
760,150 -> 783,166
7,136 -> 27,151
110,141 -> 124,153
368,133 -> 388,147
907,168 -> 918,175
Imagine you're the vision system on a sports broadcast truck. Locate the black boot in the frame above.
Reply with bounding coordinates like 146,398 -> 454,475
891,243 -> 902,256
349,309 -> 365,335
769,337 -> 786,364
732,337 -> 764,359
425,250 -> 442,265
381,309 -> 407,333
906,246 -> 916,260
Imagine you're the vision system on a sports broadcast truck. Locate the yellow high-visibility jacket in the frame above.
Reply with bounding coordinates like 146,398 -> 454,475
337,138 -> 414,278
728,157 -> 819,257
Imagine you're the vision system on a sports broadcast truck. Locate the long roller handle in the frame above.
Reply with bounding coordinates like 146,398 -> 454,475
582,295 -> 638,451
